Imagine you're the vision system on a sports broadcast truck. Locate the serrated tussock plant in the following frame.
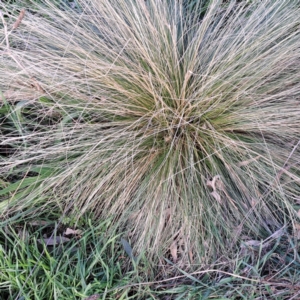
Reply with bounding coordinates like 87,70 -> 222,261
1,0 -> 300,267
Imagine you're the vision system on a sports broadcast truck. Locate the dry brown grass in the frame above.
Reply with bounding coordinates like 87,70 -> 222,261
0,0 -> 300,270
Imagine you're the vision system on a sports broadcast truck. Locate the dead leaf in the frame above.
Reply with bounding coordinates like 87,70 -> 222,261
210,191 -> 221,203
164,135 -> 172,143
251,198 -> 258,207
294,223 -> 300,240
206,175 -> 220,191
38,236 -> 70,246
31,77 -> 45,92
242,228 -> 284,251
266,227 -> 285,240
206,175 -> 222,203
237,155 -> 261,167
84,294 -> 100,300
188,250 -> 194,263
243,240 -> 262,247
12,9 -> 25,30
27,220 -> 54,226
64,228 -> 83,236
170,241 -> 177,263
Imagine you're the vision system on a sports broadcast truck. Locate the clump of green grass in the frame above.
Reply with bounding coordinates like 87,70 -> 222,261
0,217 -> 149,299
1,0 -> 300,268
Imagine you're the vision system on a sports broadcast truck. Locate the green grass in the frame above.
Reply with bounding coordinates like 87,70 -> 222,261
0,217 -> 140,299
1,217 -> 300,299
1,0 -> 300,298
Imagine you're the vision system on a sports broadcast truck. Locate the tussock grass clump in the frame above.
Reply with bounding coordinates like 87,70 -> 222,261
1,0 -> 300,267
